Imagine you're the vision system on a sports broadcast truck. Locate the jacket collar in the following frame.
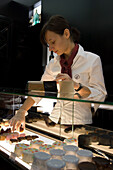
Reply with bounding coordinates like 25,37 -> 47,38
54,44 -> 85,62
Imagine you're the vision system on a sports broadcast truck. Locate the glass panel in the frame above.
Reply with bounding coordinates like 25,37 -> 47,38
0,87 -> 113,105
0,93 -> 24,121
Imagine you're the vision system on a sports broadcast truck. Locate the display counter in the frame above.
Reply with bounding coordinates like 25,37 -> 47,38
0,128 -> 56,170
0,87 -> 113,169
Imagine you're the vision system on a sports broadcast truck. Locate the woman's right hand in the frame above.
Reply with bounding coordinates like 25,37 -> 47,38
9,109 -> 27,132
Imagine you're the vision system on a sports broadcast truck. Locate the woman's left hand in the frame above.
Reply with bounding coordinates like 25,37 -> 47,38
55,73 -> 72,82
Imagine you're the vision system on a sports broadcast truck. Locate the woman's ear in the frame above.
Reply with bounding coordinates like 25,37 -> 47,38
64,28 -> 70,39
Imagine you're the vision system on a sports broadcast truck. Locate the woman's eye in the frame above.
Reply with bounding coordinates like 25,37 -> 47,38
52,41 -> 55,44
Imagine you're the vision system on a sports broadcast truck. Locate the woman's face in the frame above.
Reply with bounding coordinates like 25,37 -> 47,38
45,29 -> 71,56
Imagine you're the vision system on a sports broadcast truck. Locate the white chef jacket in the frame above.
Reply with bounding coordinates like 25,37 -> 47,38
32,45 -> 107,125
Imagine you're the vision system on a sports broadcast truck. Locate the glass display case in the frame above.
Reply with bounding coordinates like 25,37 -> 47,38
0,86 -> 113,169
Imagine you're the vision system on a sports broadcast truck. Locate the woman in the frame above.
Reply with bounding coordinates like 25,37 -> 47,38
10,15 -> 107,132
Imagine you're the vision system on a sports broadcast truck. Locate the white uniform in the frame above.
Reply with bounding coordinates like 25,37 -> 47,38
33,45 -> 107,125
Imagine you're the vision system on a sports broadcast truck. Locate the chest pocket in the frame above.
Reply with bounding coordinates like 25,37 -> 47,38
72,72 -> 89,84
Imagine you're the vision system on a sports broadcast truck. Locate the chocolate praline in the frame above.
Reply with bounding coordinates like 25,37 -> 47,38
32,135 -> 39,139
88,132 -> 99,142
99,134 -> 111,146
17,137 -> 25,142
110,137 -> 113,148
92,156 -> 110,169
78,162 -> 97,170
25,135 -> 32,140
10,139 -> 19,143
78,134 -> 91,147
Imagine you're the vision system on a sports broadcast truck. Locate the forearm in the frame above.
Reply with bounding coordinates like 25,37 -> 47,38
73,81 -> 91,97
20,96 -> 35,112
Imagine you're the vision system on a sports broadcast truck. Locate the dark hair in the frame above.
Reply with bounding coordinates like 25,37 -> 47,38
40,15 -> 80,46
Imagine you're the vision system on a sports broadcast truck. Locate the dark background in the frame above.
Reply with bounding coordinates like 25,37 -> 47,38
0,0 -> 113,94
0,0 -> 43,89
